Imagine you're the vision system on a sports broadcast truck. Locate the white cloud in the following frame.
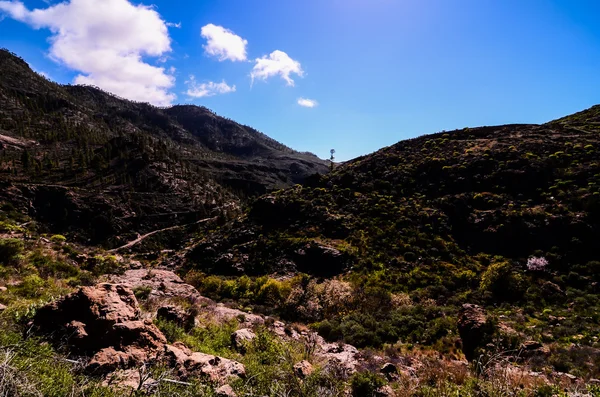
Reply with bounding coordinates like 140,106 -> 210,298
185,75 -> 236,98
251,50 -> 303,86
297,98 -> 318,108
0,0 -> 176,106
166,21 -> 181,28
201,23 -> 247,62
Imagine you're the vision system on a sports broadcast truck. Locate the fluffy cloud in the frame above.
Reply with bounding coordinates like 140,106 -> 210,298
297,98 -> 318,108
185,75 -> 236,98
201,23 -> 247,62
251,50 -> 303,86
0,0 -> 176,106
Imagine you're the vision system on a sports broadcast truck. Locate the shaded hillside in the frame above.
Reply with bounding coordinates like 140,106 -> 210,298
0,48 -> 327,245
188,113 -> 600,277
184,106 -> 600,368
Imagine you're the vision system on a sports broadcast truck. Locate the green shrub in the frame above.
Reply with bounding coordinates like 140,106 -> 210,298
49,234 -> 67,243
0,238 -> 24,265
18,274 -> 46,298
133,285 -> 152,300
350,371 -> 386,397
479,260 -> 524,301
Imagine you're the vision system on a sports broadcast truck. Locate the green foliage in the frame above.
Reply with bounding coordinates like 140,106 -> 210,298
350,371 -> 386,397
479,260 -> 525,301
49,234 -> 67,243
133,285 -> 152,300
17,274 -> 46,298
0,237 -> 24,265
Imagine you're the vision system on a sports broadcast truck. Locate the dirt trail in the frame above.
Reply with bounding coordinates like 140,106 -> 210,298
108,216 -> 216,253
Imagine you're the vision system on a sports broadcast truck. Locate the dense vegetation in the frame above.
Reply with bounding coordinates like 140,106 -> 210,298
185,109 -> 600,379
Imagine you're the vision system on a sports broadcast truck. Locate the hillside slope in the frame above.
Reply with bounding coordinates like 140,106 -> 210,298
188,112 -> 600,276
0,48 -> 327,246
182,106 -> 600,376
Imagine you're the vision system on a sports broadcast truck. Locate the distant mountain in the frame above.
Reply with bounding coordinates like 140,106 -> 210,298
0,48 -> 328,245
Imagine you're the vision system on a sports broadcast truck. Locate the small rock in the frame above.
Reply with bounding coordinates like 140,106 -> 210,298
231,328 -> 256,353
381,362 -> 398,375
0,286 -> 7,292
157,305 -> 194,329
215,384 -> 236,397
0,303 -> 7,312
293,360 -> 313,379
375,384 -> 395,397
521,340 -> 543,350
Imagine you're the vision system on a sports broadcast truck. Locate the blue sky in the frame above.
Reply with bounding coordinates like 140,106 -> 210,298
1,0 -> 599,161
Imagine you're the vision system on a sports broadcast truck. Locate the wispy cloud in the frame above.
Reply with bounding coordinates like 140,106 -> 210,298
185,75 -> 236,98
297,97 -> 318,108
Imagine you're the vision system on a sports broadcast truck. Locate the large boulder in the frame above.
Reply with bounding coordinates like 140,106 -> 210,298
33,283 -> 245,385
34,283 -> 163,356
457,304 -> 495,361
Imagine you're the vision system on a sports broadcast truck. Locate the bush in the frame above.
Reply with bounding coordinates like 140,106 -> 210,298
0,238 -> 24,265
350,371 -> 386,397
18,274 -> 45,298
479,260 -> 524,301
133,286 -> 152,300
49,234 -> 67,243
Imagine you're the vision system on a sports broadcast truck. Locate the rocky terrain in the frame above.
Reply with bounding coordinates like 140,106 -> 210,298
1,48 -> 600,396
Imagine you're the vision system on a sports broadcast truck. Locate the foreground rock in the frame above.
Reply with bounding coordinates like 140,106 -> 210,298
34,283 -> 245,386
110,269 -> 362,373
457,304 -> 494,361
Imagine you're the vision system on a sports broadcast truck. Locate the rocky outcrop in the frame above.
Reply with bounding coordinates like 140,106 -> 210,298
457,304 -> 495,361
34,283 -> 164,357
107,269 -> 210,303
34,283 -> 245,386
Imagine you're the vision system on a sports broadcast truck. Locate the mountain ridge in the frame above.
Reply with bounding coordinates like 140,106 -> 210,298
0,48 -> 328,246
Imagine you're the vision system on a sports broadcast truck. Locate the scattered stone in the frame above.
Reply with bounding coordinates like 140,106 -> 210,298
163,343 -> 245,382
520,340 -> 550,357
0,303 -> 6,312
215,384 -> 236,397
0,286 -> 7,292
316,342 -> 360,373
231,328 -> 256,353
293,360 -> 313,379
375,384 -> 395,397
